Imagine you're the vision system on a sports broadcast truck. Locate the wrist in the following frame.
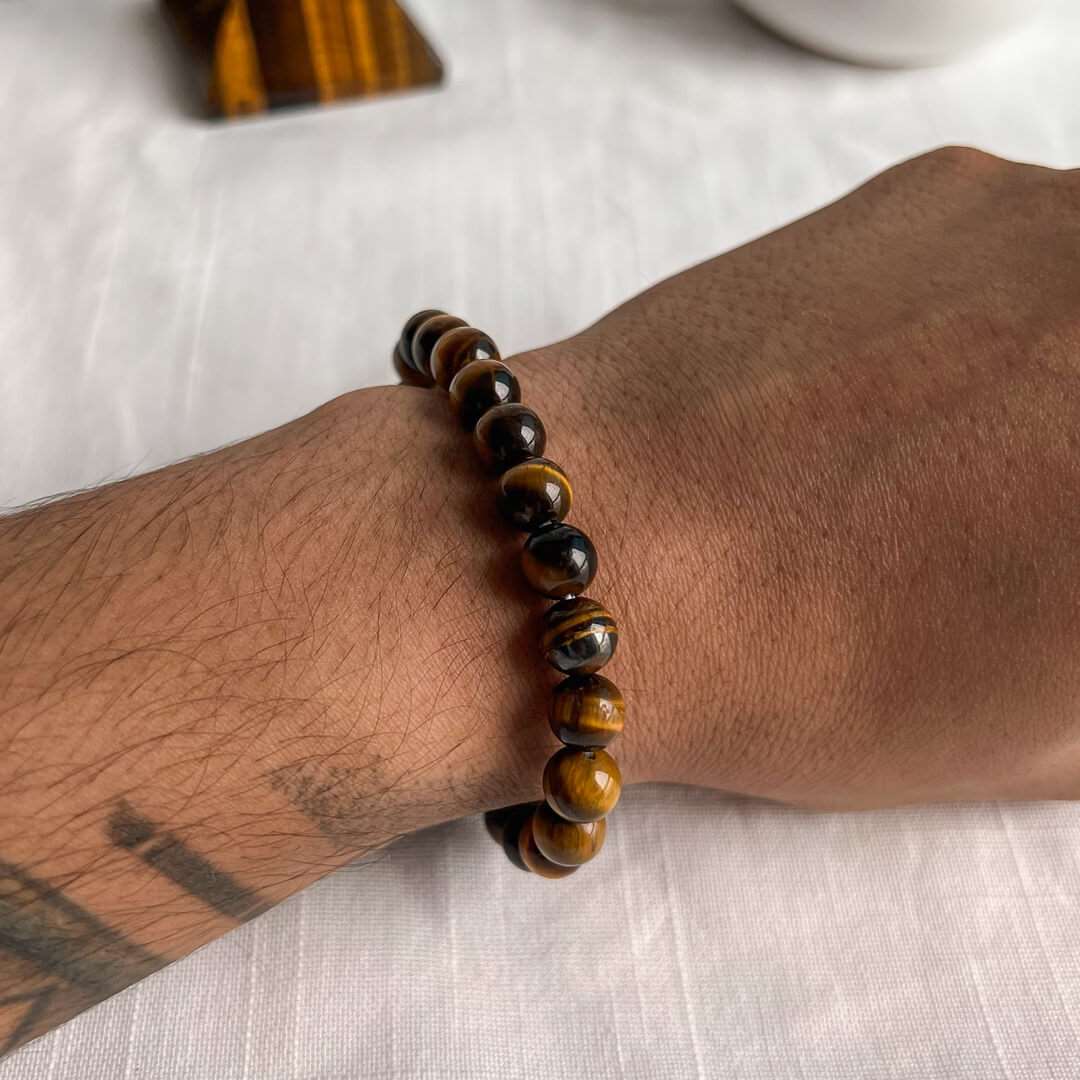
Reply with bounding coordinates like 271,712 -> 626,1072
513,337 -> 723,791
517,332 -> 792,800
288,357 -> 679,828
244,385 -> 571,841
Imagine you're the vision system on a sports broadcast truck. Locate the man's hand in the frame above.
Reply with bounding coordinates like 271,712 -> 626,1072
526,146 -> 1080,809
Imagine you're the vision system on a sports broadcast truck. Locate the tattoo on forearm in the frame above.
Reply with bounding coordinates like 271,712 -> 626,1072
269,762 -> 373,848
0,859 -> 166,1055
107,802 -> 272,923
0,804 -> 274,1056
0,987 -> 57,1056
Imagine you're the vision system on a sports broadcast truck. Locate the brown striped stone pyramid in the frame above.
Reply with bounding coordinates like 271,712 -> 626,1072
163,0 -> 443,118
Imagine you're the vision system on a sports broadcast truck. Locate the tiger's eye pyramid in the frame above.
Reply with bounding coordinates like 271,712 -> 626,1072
162,0 -> 443,118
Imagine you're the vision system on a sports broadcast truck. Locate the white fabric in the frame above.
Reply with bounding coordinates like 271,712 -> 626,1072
2,1 -> 1080,1076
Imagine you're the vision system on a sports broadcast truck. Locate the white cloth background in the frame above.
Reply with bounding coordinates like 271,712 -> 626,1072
2,1 -> 1080,1076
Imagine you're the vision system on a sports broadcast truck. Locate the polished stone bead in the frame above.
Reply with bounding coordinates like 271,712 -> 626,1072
542,747 -> 621,823
411,313 -> 467,378
550,673 -> 624,746
431,326 -> 501,390
393,344 -> 434,388
484,803 -> 536,873
541,596 -> 619,674
448,359 -> 521,430
474,403 -> 546,472
521,522 -> 597,598
496,457 -> 572,531
398,308 -> 445,374
531,802 -> 606,866
517,810 -> 579,878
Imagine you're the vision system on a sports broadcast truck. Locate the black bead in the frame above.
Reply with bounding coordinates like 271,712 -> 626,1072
541,598 -> 619,675
520,522 -> 598,598
483,803 -> 535,873
412,313 -> 467,378
474,404 -> 547,472
448,360 -> 522,431
393,343 -> 434,387
398,309 -> 445,373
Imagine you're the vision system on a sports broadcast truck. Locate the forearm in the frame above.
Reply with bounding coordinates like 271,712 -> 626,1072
0,382 -> 572,1051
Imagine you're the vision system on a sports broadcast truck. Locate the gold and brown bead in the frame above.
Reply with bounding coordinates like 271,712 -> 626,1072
448,359 -> 521,431
540,595 -> 617,673
550,673 -> 624,747
517,810 -> 579,879
521,522 -> 597,598
543,747 -> 621,823
412,313 -> 468,378
531,802 -> 606,866
431,326 -> 501,390
393,344 -> 434,387
496,457 -> 572,532
474,403 -> 546,472
398,308 -> 445,375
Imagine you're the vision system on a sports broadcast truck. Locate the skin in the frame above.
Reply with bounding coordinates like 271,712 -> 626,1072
0,145 -> 1078,1052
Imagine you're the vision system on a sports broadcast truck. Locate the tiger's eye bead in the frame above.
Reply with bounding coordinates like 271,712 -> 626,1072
521,523 -> 597,599
431,326 -> 500,390
517,811 -> 579,879
393,344 -> 434,388
474,404 -> 546,472
411,313 -> 467,378
496,457 -> 572,532
543,747 -> 621,823
484,803 -> 536,873
448,360 -> 521,431
398,308 -> 445,374
532,803 -> 607,866
541,597 -> 619,674
550,673 -> 625,746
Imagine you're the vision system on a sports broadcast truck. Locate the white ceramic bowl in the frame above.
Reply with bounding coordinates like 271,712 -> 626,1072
735,0 -> 1046,67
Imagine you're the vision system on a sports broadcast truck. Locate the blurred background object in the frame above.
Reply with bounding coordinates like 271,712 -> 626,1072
162,0 -> 442,117
735,0 -> 1047,66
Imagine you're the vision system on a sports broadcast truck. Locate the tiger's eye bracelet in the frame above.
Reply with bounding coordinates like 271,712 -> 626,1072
394,310 -> 625,878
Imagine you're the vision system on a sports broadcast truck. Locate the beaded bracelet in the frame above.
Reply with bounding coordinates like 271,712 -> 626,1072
393,310 -> 625,878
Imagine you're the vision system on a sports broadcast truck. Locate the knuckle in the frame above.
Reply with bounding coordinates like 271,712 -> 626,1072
860,146 -> 1010,205
919,144 -> 1006,174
